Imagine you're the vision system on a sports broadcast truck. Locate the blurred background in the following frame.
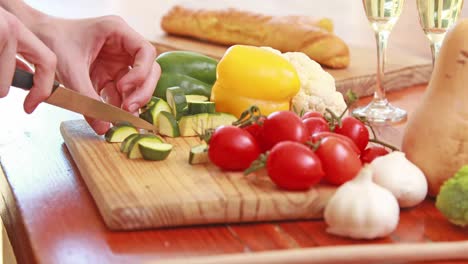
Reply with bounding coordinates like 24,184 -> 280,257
23,0 -> 468,60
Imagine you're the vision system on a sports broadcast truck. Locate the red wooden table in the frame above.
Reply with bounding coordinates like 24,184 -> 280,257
2,84 -> 468,264
2,0 -> 468,263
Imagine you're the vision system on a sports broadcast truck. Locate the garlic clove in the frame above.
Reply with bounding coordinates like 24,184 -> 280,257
324,166 -> 400,239
371,151 -> 428,208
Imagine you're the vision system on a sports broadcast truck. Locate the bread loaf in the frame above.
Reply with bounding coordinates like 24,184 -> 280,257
161,6 -> 350,69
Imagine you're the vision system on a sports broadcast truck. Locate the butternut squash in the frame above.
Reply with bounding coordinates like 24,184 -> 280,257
402,19 -> 468,197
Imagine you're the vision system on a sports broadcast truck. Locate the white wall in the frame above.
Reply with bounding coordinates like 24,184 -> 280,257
23,0 -> 468,58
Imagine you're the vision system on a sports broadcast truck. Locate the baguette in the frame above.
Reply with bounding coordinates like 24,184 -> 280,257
161,6 -> 350,69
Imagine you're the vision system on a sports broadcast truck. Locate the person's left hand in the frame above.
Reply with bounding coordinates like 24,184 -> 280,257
32,15 -> 160,134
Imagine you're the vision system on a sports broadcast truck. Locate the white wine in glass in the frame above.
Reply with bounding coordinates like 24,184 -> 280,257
417,0 -> 464,65
353,0 -> 407,124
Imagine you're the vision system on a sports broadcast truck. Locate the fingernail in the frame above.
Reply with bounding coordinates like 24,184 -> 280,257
128,104 -> 139,112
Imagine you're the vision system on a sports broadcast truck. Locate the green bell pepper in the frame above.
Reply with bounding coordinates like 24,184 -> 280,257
154,72 -> 212,100
154,51 -> 218,100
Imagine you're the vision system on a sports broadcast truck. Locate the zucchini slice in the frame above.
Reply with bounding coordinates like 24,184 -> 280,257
187,101 -> 216,115
127,134 -> 163,159
158,111 -> 180,137
209,113 -> 237,128
141,96 -> 159,112
166,86 -> 188,120
105,123 -> 139,143
178,113 -> 210,137
178,113 -> 237,137
139,141 -> 173,161
189,144 -> 209,165
185,94 -> 209,103
120,133 -> 140,153
139,97 -> 172,127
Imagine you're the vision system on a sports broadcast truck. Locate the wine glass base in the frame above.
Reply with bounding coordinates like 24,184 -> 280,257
352,100 -> 407,125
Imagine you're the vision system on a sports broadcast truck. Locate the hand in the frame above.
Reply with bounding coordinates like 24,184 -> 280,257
0,7 -> 56,113
32,15 -> 160,134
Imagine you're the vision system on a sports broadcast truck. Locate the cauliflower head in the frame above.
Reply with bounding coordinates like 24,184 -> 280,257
261,47 -> 347,115
436,165 -> 468,227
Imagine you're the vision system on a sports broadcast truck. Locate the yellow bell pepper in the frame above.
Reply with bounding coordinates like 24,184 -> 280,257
210,45 -> 300,118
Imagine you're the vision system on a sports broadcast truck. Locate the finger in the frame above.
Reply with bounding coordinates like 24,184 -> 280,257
117,43 -> 156,93
122,61 -> 160,113
62,62 -> 110,135
115,35 -> 157,93
0,30 -> 16,99
15,21 -> 57,113
15,55 -> 34,73
100,82 -> 122,108
89,60 -> 125,93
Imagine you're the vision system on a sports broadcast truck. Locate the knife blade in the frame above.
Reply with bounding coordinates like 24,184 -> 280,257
12,68 -> 156,131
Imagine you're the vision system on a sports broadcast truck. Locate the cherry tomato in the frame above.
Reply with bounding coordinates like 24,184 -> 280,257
243,117 -> 265,142
315,137 -> 362,186
310,131 -> 361,155
261,111 -> 308,150
360,146 -> 389,164
266,141 -> 324,191
244,120 -> 269,153
302,111 -> 326,122
208,126 -> 261,171
334,116 -> 370,152
303,117 -> 330,136
243,123 -> 261,138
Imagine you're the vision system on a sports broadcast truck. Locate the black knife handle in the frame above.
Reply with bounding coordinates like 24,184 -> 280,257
12,68 -> 60,91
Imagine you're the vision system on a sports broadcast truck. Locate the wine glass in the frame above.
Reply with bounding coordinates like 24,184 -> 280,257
417,0 -> 464,65
353,0 -> 407,124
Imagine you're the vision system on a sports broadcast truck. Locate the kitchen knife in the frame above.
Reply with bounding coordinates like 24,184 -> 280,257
12,68 -> 156,131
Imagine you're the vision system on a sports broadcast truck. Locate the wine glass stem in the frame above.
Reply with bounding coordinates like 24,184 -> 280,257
374,30 -> 390,104
431,40 -> 443,66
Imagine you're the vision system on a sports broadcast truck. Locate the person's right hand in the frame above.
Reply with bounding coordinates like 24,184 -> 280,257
0,7 -> 56,114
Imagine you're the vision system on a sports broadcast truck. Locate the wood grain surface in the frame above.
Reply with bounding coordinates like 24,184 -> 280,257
3,85 -> 468,264
60,121 -> 336,230
1,1 -> 468,263
153,34 -> 432,98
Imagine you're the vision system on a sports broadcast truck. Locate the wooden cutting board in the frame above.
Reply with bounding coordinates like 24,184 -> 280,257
61,120 -> 336,231
152,34 -> 433,97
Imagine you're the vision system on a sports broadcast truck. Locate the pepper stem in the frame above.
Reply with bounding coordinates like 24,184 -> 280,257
232,105 -> 265,128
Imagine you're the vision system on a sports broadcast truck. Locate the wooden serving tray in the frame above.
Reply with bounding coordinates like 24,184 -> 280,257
152,34 -> 433,97
61,120 -> 336,231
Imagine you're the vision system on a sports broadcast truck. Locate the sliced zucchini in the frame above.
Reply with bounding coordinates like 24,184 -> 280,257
141,96 -> 159,112
178,112 -> 237,137
158,111 -> 180,137
139,97 -> 172,127
189,144 -> 209,165
127,134 -> 163,159
139,141 -> 173,161
105,123 -> 139,143
187,101 -> 216,115
120,133 -> 140,153
209,113 -> 237,128
166,86 -> 188,120
185,94 -> 209,103
178,113 -> 210,137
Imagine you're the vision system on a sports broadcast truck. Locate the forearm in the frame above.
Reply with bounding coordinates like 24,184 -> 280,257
0,0 -> 50,31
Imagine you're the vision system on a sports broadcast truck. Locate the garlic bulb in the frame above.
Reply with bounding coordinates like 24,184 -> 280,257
371,151 -> 428,208
324,166 -> 400,239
